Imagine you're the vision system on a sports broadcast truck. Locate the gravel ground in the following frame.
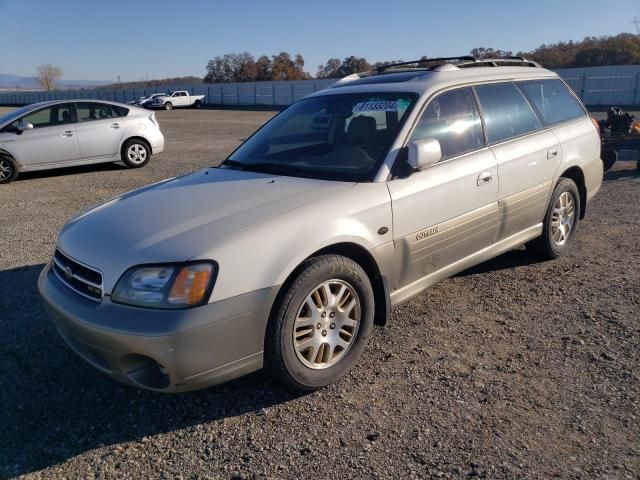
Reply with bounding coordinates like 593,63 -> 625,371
0,107 -> 638,479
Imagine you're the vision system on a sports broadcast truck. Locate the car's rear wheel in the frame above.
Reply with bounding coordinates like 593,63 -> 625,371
121,139 -> 150,168
0,156 -> 18,184
265,255 -> 374,391
527,177 -> 581,259
164,102 -> 173,111
194,100 -> 202,109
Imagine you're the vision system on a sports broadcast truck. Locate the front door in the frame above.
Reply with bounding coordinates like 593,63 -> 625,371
5,103 -> 81,168
387,87 -> 499,292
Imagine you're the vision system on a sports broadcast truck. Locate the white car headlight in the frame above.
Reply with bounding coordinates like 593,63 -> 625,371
112,262 -> 216,309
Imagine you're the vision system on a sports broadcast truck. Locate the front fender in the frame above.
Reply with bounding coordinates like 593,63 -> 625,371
198,182 -> 393,303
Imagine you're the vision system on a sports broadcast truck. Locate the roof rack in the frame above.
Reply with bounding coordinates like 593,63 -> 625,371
457,57 -> 541,68
375,56 -> 475,73
374,56 -> 540,74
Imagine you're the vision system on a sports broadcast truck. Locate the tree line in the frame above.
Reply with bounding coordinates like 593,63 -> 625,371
202,34 -> 640,83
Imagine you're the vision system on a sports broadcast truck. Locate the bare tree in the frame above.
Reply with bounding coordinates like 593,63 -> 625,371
37,64 -> 63,91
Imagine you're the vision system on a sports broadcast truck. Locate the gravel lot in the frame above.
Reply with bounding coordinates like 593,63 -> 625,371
0,107 -> 638,479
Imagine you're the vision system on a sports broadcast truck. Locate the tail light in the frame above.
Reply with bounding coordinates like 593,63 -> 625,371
149,112 -> 158,126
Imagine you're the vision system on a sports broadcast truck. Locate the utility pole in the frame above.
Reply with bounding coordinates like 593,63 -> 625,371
632,16 -> 640,34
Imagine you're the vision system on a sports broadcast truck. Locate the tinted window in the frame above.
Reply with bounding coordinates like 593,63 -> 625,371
76,102 -> 115,122
21,104 -> 73,128
475,82 -> 540,144
409,87 -> 484,160
113,105 -> 129,117
225,92 -> 417,182
517,79 -> 585,126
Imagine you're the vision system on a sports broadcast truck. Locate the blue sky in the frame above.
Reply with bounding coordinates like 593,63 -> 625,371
0,0 -> 637,81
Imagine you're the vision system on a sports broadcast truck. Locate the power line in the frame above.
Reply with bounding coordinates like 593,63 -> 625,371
632,16 -> 640,34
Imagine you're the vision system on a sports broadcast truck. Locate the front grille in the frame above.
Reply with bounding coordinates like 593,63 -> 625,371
52,249 -> 103,302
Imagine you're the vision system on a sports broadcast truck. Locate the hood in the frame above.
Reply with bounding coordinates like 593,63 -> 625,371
58,168 -> 354,292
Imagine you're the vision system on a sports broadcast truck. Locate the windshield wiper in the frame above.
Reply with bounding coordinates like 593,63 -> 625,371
217,159 -> 246,170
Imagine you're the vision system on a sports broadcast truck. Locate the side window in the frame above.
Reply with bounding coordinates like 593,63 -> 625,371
21,104 -> 73,128
112,105 -> 129,117
76,102 -> 115,122
517,79 -> 585,126
474,82 -> 541,144
409,87 -> 484,160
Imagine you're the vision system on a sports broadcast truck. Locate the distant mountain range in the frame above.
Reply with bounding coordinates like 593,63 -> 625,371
0,74 -> 111,91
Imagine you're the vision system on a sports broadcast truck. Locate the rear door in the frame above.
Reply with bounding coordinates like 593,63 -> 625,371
5,103 -> 81,168
474,82 -> 560,241
74,102 -> 126,159
388,87 -> 499,290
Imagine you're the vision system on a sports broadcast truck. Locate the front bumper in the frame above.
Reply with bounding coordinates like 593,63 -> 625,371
38,264 -> 278,392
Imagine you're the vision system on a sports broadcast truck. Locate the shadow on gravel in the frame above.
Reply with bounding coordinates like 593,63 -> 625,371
16,162 -> 128,182
603,167 -> 639,182
0,264 -> 301,479
456,248 -> 545,277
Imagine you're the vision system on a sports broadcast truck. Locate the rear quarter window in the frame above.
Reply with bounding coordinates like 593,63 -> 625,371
517,79 -> 585,126
113,105 -> 129,117
474,82 -> 541,145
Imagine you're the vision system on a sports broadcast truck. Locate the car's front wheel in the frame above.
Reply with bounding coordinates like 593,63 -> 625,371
121,139 -> 150,168
265,255 -> 374,391
0,156 -> 18,184
527,177 -> 581,259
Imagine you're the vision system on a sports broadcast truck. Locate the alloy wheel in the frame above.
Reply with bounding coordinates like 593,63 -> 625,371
293,279 -> 361,369
126,144 -> 148,165
0,159 -> 13,180
551,191 -> 575,246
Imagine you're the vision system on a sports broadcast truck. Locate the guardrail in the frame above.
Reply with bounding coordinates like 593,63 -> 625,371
1,65 -> 639,107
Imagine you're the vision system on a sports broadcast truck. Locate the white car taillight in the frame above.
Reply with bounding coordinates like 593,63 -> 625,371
149,112 -> 158,126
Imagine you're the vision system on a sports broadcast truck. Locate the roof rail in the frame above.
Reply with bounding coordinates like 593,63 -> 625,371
458,57 -> 541,68
374,55 -> 540,73
375,56 -> 475,73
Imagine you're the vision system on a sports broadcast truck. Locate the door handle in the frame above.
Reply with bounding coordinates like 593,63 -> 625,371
547,148 -> 559,159
477,171 -> 493,186
110,123 -> 120,129
61,131 -> 75,137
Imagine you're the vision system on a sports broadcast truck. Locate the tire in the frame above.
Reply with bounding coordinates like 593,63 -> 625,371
194,100 -> 202,109
0,156 -> 18,184
164,102 -> 173,111
527,178 -> 581,259
601,150 -> 618,172
121,139 -> 151,168
265,255 -> 375,391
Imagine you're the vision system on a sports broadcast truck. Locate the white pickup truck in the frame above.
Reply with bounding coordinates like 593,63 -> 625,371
150,91 -> 205,110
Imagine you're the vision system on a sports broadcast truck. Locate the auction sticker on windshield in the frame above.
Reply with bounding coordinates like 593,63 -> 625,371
353,101 -> 400,112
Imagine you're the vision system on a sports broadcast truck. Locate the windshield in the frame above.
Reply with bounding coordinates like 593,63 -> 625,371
222,92 -> 417,182
0,105 -> 34,126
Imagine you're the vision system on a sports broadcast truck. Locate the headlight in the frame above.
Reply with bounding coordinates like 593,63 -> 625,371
112,262 -> 217,309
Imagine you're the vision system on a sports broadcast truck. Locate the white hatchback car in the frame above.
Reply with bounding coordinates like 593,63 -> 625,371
0,100 -> 165,184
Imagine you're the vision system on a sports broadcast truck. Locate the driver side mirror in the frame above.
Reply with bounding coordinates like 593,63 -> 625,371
408,138 -> 442,170
17,121 -> 34,134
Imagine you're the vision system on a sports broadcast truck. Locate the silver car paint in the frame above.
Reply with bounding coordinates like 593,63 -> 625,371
0,100 -> 165,172
39,66 -> 602,391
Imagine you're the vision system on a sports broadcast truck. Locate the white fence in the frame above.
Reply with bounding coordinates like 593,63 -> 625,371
0,79 -> 337,107
556,64 -> 640,106
1,65 -> 640,107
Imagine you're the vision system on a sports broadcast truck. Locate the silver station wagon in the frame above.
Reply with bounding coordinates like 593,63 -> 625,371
39,57 -> 602,392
